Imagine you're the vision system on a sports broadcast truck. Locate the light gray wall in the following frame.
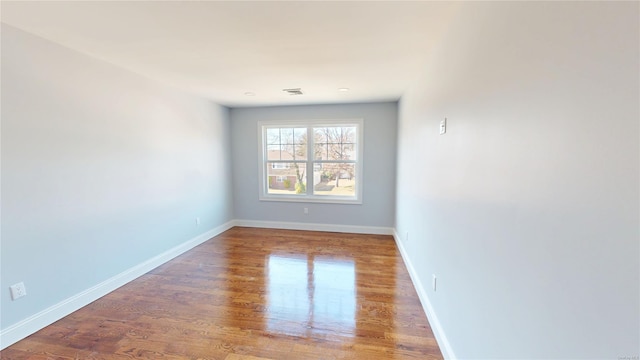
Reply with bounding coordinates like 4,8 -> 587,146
1,25 -> 233,329
231,103 -> 397,227
396,2 -> 638,359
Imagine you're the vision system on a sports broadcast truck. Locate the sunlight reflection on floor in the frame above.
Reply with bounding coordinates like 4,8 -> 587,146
266,255 -> 356,337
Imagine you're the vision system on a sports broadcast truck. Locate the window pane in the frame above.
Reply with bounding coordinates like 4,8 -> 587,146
294,144 -> 307,160
267,162 -> 307,195
294,128 -> 307,145
312,163 -> 355,197
314,142 -> 327,161
266,127 -> 307,161
313,126 -> 357,161
314,128 -> 328,143
341,143 -> 355,160
280,128 -> 293,144
266,128 -> 281,145
281,144 -> 295,159
293,128 -> 307,160
266,146 -> 281,160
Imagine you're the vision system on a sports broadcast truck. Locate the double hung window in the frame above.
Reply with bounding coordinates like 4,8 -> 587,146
259,119 -> 363,204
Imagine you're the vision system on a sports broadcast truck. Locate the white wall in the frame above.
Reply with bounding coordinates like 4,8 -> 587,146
396,2 -> 639,359
1,24 -> 233,335
230,103 -> 397,229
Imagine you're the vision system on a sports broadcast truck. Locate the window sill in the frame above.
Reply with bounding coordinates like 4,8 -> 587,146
259,195 -> 362,205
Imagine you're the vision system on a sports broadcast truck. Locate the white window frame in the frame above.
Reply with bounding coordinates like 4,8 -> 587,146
258,119 -> 363,204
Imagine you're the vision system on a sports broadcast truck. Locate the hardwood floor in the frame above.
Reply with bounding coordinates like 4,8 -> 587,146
1,227 -> 442,359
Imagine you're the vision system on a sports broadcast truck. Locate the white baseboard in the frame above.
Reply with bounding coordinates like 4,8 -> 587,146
0,220 -> 235,350
233,219 -> 394,235
393,230 -> 457,360
2,221 -> 450,356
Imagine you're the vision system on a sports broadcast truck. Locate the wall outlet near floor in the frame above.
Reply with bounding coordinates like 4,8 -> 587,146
10,282 -> 27,300
405,232 -> 409,243
196,217 -> 200,226
432,274 -> 437,292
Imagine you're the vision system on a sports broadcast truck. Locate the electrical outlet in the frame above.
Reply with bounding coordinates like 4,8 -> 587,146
196,217 -> 200,226
405,232 -> 409,243
432,274 -> 437,292
10,282 -> 27,300
303,207 -> 309,215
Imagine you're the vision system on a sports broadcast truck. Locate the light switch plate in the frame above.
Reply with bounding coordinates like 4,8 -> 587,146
439,118 -> 447,135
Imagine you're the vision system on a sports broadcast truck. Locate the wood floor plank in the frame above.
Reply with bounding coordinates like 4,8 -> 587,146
1,227 -> 443,359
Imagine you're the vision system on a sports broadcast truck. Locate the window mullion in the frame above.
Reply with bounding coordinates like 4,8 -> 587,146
306,125 -> 313,196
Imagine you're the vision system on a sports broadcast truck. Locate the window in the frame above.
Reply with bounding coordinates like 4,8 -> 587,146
259,119 -> 363,204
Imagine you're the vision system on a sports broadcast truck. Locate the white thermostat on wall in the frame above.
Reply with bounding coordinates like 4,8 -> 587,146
440,118 -> 447,135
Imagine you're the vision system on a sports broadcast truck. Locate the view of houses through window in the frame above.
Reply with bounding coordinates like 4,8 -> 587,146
260,120 -> 362,203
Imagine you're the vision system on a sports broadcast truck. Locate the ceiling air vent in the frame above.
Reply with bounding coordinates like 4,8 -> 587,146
283,88 -> 304,96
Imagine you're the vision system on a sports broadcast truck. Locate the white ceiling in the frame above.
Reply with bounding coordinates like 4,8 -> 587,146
1,1 -> 460,107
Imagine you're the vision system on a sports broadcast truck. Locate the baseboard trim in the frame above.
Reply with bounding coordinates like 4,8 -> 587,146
233,219 -> 394,235
1,222 -> 450,354
0,220 -> 235,350
393,230 -> 457,360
